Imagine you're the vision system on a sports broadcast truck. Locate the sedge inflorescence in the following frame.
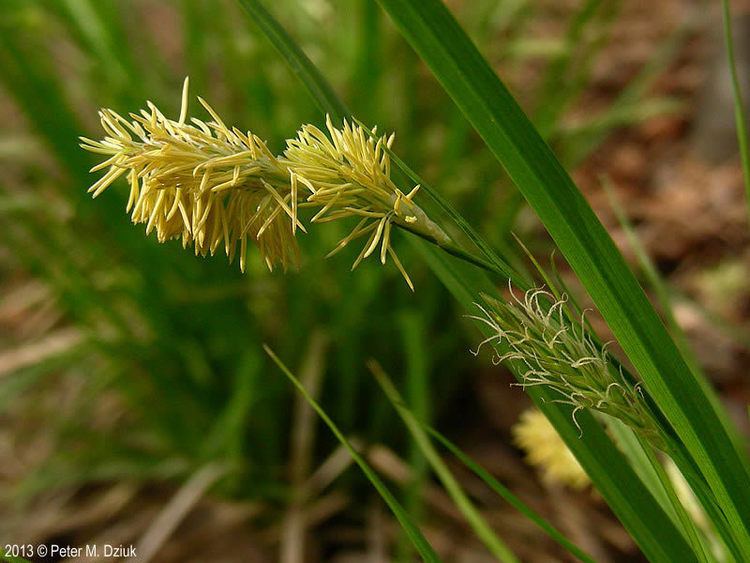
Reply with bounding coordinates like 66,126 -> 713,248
471,284 -> 660,442
512,407 -> 590,489
80,78 -> 447,288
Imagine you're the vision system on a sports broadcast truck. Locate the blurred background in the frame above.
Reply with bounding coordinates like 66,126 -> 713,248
1,0 -> 749,560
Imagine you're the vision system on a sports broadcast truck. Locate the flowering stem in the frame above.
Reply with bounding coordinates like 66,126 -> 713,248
398,223 -> 523,285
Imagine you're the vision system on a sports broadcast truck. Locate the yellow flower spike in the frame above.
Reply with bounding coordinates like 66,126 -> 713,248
82,82 -> 445,287
512,407 -> 590,490
282,115 -> 449,289
80,78 -> 299,271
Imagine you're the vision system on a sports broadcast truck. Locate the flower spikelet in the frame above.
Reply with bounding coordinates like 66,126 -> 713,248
512,407 -> 590,489
80,78 -> 300,272
80,81 -> 445,286
282,116 -> 449,290
471,285 -> 660,442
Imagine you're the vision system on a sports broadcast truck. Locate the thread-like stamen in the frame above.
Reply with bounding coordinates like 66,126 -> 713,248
471,286 -> 662,445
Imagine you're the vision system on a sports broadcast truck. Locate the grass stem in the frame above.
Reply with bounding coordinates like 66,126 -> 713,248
721,0 -> 750,223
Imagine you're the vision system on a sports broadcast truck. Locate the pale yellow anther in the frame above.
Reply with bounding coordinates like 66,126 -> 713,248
178,77 -> 190,125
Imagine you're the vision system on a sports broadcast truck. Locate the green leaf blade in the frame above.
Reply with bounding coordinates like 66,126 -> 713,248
236,2 -> 716,559
263,345 -> 441,562
374,0 -> 750,553
237,0 -> 350,122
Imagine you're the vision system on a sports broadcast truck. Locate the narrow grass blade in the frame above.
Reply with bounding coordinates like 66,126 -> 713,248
641,444 -> 714,562
236,0 -> 349,121
373,347 -> 594,562
351,0 -> 382,119
369,360 -> 518,563
397,312 -> 431,536
425,425 -> 596,563
606,418 -> 713,562
263,345 -> 440,562
375,0 -> 750,552
721,0 -> 750,223
603,178 -> 750,521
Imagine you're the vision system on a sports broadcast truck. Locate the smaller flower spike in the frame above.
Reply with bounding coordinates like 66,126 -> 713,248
471,284 -> 662,445
80,78 -> 301,272
282,116 -> 450,290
